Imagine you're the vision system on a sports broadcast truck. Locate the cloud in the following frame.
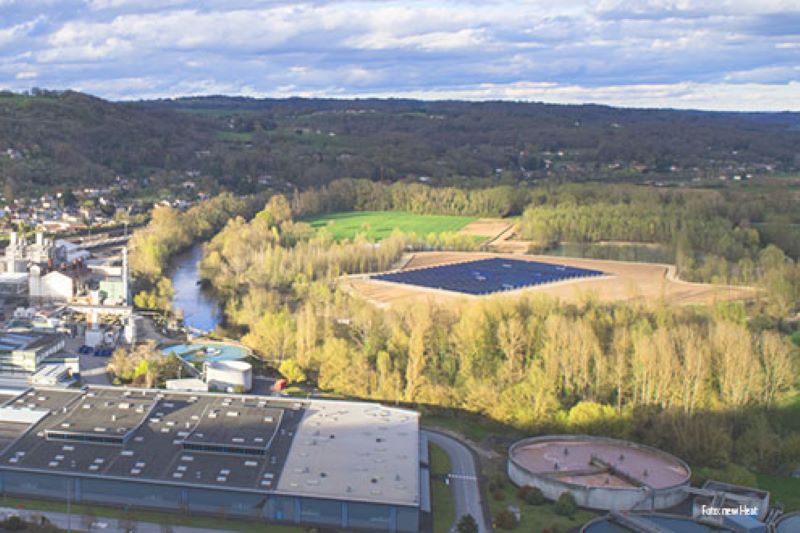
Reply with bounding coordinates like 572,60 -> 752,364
0,18 -> 41,49
0,1 -> 796,110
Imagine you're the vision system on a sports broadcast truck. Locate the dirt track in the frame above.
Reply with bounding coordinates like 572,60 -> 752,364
458,218 -> 512,239
346,251 -> 757,307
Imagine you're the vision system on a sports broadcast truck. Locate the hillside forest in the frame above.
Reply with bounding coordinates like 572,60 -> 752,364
2,90 -> 800,196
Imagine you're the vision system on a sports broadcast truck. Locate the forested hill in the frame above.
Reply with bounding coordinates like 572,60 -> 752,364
2,89 -> 799,194
0,90 -> 218,192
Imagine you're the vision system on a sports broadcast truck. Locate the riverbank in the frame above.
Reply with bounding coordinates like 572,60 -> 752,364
169,243 -> 223,332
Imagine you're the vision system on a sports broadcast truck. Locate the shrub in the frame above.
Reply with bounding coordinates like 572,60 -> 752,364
524,486 -> 546,505
489,474 -> 506,491
2,516 -> 24,531
457,514 -> 479,533
494,510 -> 518,530
553,491 -> 577,517
780,432 -> 800,470
692,463 -> 758,488
491,487 -> 506,501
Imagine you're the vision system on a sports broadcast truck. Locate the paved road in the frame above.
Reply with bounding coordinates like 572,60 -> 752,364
0,506 -> 235,533
423,430 -> 491,533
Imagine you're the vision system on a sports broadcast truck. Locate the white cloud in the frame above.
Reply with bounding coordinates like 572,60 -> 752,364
15,70 -> 37,79
0,1 -> 796,110
0,18 -> 40,49
346,28 -> 487,51
328,80 -> 800,112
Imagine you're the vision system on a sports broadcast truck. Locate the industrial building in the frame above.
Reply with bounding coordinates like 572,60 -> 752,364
0,386 -> 425,532
0,332 -> 66,375
508,435 -> 691,512
0,273 -> 29,297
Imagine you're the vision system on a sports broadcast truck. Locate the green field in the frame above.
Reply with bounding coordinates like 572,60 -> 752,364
430,443 -> 456,533
757,473 -> 800,511
305,211 -> 477,241
215,130 -> 255,142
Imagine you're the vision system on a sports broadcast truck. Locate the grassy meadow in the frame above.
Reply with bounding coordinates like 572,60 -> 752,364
304,211 -> 477,241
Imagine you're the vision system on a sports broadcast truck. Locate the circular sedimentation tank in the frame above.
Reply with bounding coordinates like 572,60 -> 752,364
775,512 -> 800,533
508,435 -> 691,512
580,513 -> 732,532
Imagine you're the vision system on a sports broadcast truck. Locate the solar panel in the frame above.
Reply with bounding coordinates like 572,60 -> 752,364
372,258 -> 604,295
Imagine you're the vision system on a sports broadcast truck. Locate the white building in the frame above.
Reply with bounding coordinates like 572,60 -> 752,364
28,266 -> 74,302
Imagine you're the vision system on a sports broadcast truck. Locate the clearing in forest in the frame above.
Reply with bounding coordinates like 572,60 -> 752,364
347,251 -> 757,307
304,211 -> 477,241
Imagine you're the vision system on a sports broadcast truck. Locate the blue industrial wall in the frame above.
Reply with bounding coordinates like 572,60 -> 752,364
0,470 -> 419,532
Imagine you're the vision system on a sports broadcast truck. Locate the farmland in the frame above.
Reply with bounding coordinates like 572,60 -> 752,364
304,211 -> 479,241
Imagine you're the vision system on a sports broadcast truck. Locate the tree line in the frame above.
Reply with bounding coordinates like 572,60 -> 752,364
199,194 -> 478,297
290,178 -> 525,218
517,185 -> 800,308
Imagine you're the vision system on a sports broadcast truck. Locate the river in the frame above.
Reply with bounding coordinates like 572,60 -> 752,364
169,243 -> 222,332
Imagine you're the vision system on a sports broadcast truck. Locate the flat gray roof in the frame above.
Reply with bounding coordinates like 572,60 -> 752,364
0,386 -> 421,507
278,400 -> 420,506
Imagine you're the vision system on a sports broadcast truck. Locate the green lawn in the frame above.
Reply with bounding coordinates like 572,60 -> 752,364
430,442 -> 452,476
758,473 -> 800,511
429,442 -> 456,533
304,211 -> 477,241
215,130 -> 255,142
422,413 -> 520,444
487,481 -> 597,532
0,495 -> 304,532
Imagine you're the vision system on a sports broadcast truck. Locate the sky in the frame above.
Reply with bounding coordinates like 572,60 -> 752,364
1,0 -> 799,110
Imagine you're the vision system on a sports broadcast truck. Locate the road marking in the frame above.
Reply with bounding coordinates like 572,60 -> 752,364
447,473 -> 477,481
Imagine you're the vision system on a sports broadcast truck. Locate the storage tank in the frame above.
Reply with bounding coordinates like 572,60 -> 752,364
508,435 -> 691,512
581,513 -> 733,532
774,512 -> 800,533
205,360 -> 252,392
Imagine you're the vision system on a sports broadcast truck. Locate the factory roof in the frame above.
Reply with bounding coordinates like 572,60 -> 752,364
277,399 -> 420,506
0,331 -> 64,353
0,386 -> 421,507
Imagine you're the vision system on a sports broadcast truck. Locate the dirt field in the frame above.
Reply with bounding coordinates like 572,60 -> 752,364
458,218 -> 512,239
345,251 -> 757,308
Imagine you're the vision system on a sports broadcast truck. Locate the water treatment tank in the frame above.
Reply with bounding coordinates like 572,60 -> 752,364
205,360 -> 252,392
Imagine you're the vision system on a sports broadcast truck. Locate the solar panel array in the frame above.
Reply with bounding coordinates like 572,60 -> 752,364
372,258 -> 604,295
